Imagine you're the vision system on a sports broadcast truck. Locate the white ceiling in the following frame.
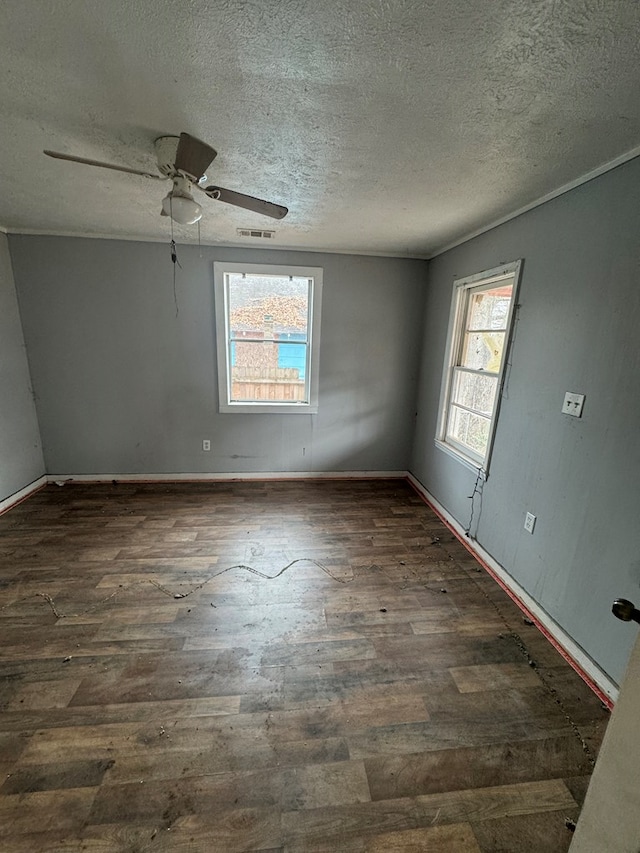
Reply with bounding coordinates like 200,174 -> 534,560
1,0 -> 639,258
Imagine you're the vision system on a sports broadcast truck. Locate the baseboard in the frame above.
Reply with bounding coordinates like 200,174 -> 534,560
0,475 -> 47,516
46,470 -> 408,484
407,472 -> 618,706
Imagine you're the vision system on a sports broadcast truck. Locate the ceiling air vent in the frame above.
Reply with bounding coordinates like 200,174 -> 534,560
237,228 -> 275,239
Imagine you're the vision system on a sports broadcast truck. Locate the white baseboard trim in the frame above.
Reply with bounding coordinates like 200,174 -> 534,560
0,475 -> 47,516
46,470 -> 408,484
407,473 -> 618,705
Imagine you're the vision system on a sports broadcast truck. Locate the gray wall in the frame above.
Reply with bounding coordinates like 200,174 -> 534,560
0,233 -> 44,502
9,238 -> 426,477
411,156 -> 640,685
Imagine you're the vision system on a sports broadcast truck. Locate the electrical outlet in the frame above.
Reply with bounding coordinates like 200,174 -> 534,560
524,512 -> 536,534
202,439 -> 211,451
562,392 -> 585,418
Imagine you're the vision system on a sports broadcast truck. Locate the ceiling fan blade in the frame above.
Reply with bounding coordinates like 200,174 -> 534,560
43,150 -> 163,179
199,184 -> 288,220
174,133 -> 217,180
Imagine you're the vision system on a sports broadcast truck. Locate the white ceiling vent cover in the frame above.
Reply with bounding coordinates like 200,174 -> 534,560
237,228 -> 275,239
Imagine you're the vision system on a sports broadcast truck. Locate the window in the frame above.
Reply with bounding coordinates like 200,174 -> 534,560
214,262 -> 322,413
436,260 -> 522,470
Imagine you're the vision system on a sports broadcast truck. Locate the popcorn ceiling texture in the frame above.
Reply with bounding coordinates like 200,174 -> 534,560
0,0 -> 639,256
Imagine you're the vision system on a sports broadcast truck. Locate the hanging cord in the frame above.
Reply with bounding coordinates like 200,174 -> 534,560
169,198 -> 182,317
465,467 -> 486,538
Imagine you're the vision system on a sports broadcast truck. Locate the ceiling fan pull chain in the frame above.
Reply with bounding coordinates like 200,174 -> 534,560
170,239 -> 182,269
168,198 -> 182,269
169,235 -> 181,318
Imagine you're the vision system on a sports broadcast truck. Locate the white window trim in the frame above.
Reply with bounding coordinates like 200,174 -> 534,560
435,260 -> 523,473
214,261 -> 323,414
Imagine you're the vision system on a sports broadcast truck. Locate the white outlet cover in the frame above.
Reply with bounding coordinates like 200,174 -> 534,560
202,439 -> 211,451
562,392 -> 585,418
524,512 -> 536,533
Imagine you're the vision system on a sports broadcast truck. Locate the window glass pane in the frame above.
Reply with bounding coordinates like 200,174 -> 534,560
447,406 -> 490,456
228,274 -> 309,339
226,273 -> 311,405
451,370 -> 497,416
460,331 -> 505,372
230,342 -> 308,403
468,284 -> 512,331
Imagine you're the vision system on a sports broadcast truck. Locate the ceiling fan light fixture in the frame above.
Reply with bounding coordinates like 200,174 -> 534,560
162,192 -> 202,225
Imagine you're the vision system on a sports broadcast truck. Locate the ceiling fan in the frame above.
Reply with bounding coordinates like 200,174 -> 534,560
43,133 -> 288,225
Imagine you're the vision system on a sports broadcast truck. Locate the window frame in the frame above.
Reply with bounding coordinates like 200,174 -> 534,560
435,260 -> 522,472
213,261 -> 323,414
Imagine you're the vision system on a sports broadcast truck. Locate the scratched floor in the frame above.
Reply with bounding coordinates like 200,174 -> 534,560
0,480 -> 609,852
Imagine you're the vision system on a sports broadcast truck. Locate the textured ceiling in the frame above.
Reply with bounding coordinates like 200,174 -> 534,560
1,0 -> 639,257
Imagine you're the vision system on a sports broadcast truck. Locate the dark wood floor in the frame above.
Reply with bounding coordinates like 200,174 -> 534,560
0,480 -> 608,852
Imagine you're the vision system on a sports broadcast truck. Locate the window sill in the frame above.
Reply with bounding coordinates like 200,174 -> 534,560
434,439 -> 484,473
220,402 -> 318,415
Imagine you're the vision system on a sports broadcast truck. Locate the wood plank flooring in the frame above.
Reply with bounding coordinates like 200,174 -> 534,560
0,480 -> 609,851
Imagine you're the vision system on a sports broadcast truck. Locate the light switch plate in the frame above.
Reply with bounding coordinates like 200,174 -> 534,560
562,392 -> 585,418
